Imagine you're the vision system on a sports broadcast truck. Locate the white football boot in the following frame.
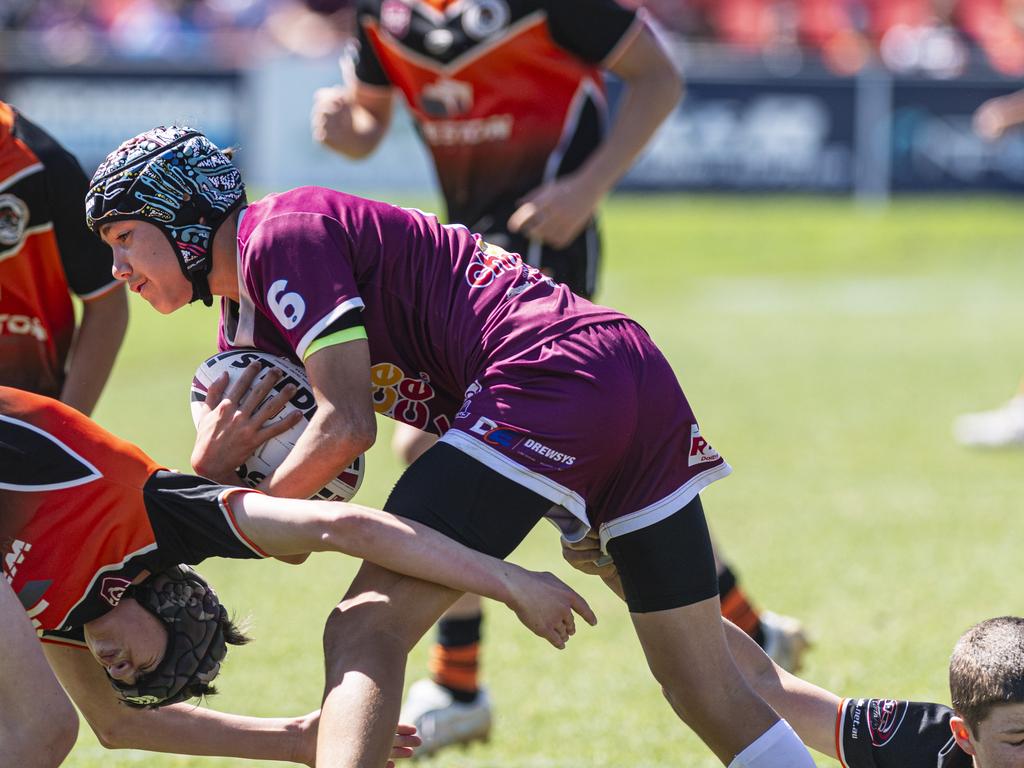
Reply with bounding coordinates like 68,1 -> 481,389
760,611 -> 811,674
400,679 -> 492,759
954,395 -> 1024,447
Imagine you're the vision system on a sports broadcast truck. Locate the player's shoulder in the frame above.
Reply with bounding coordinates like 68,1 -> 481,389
838,698 -> 970,768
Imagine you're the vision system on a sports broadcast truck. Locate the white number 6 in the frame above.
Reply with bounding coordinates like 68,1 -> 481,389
267,279 -> 306,329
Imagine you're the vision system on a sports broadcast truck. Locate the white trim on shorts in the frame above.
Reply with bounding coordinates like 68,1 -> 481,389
597,461 -> 733,552
440,429 -> 588,522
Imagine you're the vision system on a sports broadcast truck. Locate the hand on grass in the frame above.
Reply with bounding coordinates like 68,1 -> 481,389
191,362 -> 302,484
507,567 -> 597,649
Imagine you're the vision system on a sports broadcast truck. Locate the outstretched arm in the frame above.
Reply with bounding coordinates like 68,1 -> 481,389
43,643 -> 420,766
229,491 -> 597,648
562,531 -> 841,757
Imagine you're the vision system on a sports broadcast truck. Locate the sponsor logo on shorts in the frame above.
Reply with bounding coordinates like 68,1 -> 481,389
687,424 -> 721,467
469,417 -> 575,465
456,380 -> 482,421
866,699 -> 908,747
100,576 -> 133,607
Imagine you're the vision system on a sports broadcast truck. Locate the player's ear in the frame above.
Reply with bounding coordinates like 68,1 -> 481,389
950,715 -> 978,756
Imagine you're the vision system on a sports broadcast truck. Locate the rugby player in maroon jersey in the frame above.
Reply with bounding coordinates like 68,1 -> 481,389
311,2 -> 806,749
86,126 -> 818,768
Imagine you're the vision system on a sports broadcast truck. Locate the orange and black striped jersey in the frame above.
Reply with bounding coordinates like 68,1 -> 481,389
354,0 -> 641,228
0,387 -> 264,645
0,102 -> 119,399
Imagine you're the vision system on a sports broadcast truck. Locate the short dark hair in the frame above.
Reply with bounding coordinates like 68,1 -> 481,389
949,616 -> 1024,733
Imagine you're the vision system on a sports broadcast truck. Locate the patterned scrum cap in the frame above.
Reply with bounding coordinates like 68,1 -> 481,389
110,565 -> 231,708
85,126 -> 245,307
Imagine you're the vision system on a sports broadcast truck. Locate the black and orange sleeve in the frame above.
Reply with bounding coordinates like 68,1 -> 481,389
837,698 -> 969,768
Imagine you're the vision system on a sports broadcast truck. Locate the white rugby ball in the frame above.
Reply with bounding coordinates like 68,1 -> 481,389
190,349 -> 365,502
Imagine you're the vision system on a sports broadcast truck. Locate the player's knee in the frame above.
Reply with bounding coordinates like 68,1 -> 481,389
13,705 -> 77,767
322,594 -> 410,661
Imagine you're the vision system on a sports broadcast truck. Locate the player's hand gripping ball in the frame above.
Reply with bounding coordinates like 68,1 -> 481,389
190,349 -> 365,501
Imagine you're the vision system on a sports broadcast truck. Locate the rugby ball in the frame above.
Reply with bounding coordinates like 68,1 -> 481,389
190,349 -> 365,501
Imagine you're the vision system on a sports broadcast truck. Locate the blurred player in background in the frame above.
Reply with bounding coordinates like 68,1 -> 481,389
564,534 -> 1021,768
953,89 -> 1024,449
311,3 -> 806,750
0,100 -> 127,415
2,383 -> 586,764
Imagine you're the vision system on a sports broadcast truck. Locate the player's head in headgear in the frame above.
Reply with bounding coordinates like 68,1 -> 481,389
83,565 -> 250,708
84,126 -> 246,308
948,616 -> 1024,767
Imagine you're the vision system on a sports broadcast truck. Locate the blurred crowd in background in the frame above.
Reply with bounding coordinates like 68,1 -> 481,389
3,0 -> 1024,77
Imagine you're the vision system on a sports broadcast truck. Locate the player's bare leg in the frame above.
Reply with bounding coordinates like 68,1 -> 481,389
631,596 -> 815,766
317,561 -> 461,768
393,423 -> 493,756
0,577 -> 78,767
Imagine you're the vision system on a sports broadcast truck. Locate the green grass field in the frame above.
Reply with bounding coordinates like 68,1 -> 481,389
65,193 -> 1024,767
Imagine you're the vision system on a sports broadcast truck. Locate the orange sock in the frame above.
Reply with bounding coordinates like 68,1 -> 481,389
429,642 -> 480,698
718,564 -> 763,641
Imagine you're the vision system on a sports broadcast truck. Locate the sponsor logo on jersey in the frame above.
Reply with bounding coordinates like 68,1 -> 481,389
465,238 -> 550,297
0,313 -> 48,342
381,0 -> 412,37
421,114 -> 513,146
100,576 -> 133,607
866,699 -> 908,747
462,0 -> 509,39
371,362 -> 450,433
424,27 -> 455,55
687,424 -> 721,467
4,539 -> 51,630
420,78 -> 473,118
3,538 -> 31,582
0,193 -> 29,252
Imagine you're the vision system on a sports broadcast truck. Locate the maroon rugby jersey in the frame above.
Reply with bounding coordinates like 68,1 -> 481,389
217,188 -> 625,435
353,0 -> 642,228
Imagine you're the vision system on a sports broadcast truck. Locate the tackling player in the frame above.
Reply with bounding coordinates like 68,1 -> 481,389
1,384 -> 591,764
733,614 -> 1019,768
313,1 -> 804,749
87,126 -> 818,768
0,100 -> 127,415
564,534 -> 1018,768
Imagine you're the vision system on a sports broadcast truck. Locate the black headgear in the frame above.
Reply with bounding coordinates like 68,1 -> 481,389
85,126 -> 245,307
109,565 -> 230,708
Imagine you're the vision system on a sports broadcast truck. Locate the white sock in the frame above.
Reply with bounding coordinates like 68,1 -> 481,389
727,719 -> 816,768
